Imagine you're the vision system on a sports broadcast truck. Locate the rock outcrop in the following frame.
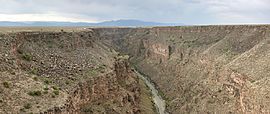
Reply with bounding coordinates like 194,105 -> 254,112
0,30 -> 154,114
2,25 -> 270,114
42,59 -> 140,114
95,25 -> 270,114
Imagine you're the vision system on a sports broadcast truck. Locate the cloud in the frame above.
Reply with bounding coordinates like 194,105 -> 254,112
0,0 -> 183,22
0,13 -> 99,22
189,0 -> 270,24
0,0 -> 269,24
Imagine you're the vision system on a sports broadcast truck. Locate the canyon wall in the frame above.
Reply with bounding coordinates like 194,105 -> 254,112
0,31 -> 155,114
42,59 -> 140,114
96,25 -> 270,114
1,25 -> 270,114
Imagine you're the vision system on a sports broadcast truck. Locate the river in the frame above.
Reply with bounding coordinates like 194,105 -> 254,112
134,70 -> 167,114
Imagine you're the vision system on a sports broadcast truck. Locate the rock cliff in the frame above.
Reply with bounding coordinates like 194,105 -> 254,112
42,59 -> 140,114
95,25 -> 270,114
2,25 -> 270,114
0,30 -> 155,114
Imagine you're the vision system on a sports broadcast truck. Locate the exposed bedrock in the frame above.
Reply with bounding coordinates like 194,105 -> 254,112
1,25 -> 270,114
42,59 -> 140,114
95,25 -> 270,113
0,31 -> 154,114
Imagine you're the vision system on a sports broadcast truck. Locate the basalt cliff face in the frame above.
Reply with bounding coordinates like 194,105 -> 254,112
95,25 -> 270,114
1,25 -> 270,114
43,59 -> 141,114
0,31 -> 155,114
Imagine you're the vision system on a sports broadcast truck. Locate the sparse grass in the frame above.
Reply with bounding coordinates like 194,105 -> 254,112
43,86 -> 49,91
183,40 -> 197,48
22,53 -> 33,61
159,90 -> 170,102
46,39 -> 54,48
53,90 -> 59,95
17,49 -> 23,54
82,107 -> 93,113
10,71 -> 16,75
48,44 -> 53,48
51,94 -> 56,98
3,81 -> 10,88
59,44 -> 64,48
20,108 -> 26,112
28,90 -> 42,96
43,85 -> 50,94
30,68 -> 38,75
52,86 -> 58,90
43,91 -> 49,94
222,48 -> 230,53
118,55 -> 130,60
97,65 -> 106,73
87,69 -> 97,76
169,39 -> 175,42
23,103 -> 31,109
65,81 -> 70,85
44,79 -> 52,84
250,80 -> 256,83
33,77 -> 38,81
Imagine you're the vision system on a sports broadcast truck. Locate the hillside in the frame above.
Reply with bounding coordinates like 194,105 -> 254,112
95,25 -> 270,113
0,25 -> 270,114
0,29 -> 155,114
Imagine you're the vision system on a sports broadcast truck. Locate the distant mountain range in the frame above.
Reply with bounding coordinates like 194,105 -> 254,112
0,20 -> 183,27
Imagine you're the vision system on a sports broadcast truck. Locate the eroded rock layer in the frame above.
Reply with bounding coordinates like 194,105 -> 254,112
95,25 -> 270,114
0,30 -> 155,114
1,25 -> 270,114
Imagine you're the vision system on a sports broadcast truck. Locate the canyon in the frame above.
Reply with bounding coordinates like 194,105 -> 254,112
1,25 -> 270,114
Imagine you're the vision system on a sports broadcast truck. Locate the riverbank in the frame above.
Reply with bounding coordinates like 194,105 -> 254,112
134,69 -> 168,114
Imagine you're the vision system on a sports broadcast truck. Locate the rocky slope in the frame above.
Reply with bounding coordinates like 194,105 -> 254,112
0,30 -> 155,114
95,25 -> 270,113
1,25 -> 270,114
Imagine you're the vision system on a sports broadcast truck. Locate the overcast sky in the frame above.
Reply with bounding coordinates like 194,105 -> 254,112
0,0 -> 269,24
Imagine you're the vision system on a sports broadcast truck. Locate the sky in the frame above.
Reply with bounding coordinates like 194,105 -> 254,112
0,0 -> 270,24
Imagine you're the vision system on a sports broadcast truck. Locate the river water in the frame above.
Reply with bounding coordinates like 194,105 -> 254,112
134,70 -> 167,114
